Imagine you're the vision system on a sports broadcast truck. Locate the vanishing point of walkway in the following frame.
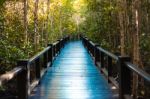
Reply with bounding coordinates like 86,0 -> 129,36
30,41 -> 116,99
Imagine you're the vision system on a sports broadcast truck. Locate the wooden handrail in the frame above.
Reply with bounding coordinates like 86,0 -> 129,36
0,36 -> 69,99
53,41 -> 59,46
81,36 -> 150,99
125,62 -> 150,82
97,47 -> 118,60
0,66 -> 23,85
29,46 -> 51,63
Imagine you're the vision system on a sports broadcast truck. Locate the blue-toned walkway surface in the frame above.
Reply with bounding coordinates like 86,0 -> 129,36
30,41 -> 116,99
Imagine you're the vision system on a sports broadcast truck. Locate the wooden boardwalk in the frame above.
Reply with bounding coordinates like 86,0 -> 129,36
30,41 -> 117,99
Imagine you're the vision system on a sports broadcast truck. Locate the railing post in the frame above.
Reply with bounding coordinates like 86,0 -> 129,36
107,56 -> 112,82
94,44 -> 100,65
17,60 -> 28,99
88,41 -> 91,53
100,52 -> 104,69
89,41 -> 92,54
90,42 -> 93,56
86,39 -> 89,50
84,38 -> 87,47
60,39 -> 62,49
63,38 -> 65,47
83,38 -> 86,47
92,43 -> 95,57
118,56 -> 131,99
61,39 -> 64,48
43,52 -> 48,68
53,44 -> 56,58
57,40 -> 61,53
35,58 -> 41,79
48,44 -> 53,65
86,39 -> 90,50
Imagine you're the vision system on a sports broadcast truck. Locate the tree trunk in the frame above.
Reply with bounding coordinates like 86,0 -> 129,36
34,0 -> 39,51
118,0 -> 126,56
50,13 -> 54,42
132,0 -> 143,98
45,0 -> 50,46
59,9 -> 62,38
23,0 -> 28,50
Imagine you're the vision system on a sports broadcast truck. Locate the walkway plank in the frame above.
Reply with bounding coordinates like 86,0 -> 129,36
30,41 -> 117,99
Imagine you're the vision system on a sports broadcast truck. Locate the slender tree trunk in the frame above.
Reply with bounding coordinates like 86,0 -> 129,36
45,0 -> 50,46
50,13 -> 54,42
132,0 -> 143,98
23,0 -> 28,48
118,0 -> 126,56
41,2 -> 45,47
41,20 -> 45,47
34,0 -> 39,51
59,9 -> 62,38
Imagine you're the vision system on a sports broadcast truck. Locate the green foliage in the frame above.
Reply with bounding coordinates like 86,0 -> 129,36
0,0 -> 78,74
0,0 -> 5,6
0,38 -> 26,73
79,0 -> 118,51
0,0 -> 150,76
79,0 -> 150,66
140,34 -> 150,65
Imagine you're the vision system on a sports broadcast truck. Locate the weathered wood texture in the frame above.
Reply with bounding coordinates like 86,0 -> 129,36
30,41 -> 116,99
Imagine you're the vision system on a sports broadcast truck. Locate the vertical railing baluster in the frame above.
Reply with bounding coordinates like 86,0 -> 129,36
59,39 -> 61,50
35,58 -> 41,79
47,44 -> 53,65
57,40 -> 60,54
100,52 -> 104,69
89,41 -> 91,53
108,56 -> 112,83
17,60 -> 28,99
92,43 -> 95,57
53,44 -> 56,58
94,44 -> 99,64
43,52 -> 47,68
118,56 -> 131,99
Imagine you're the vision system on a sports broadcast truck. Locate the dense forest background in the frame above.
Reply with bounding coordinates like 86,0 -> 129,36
0,0 -> 150,98
0,0 -> 77,73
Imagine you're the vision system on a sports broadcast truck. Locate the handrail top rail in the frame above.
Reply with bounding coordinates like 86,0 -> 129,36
125,62 -> 150,82
0,66 -> 23,86
83,37 -> 89,41
0,36 -> 69,99
52,37 -> 67,46
89,41 -> 95,46
0,36 -> 68,86
82,36 -> 150,82
53,41 -> 59,46
97,47 -> 118,60
0,45 -> 52,85
81,36 -> 118,60
29,46 -> 51,63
